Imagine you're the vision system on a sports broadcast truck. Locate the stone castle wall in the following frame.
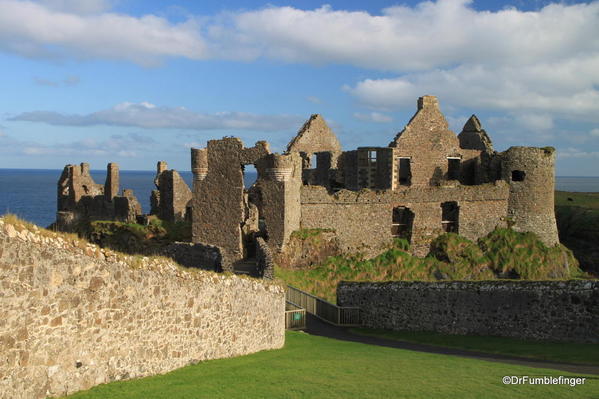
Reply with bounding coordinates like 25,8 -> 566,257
338,280 -> 599,343
256,237 -> 275,279
161,241 -> 223,271
0,219 -> 285,399
300,183 -> 509,256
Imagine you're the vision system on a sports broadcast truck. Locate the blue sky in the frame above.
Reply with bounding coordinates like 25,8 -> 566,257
0,0 -> 598,175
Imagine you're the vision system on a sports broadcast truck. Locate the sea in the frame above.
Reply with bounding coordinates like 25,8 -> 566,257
0,169 -> 598,228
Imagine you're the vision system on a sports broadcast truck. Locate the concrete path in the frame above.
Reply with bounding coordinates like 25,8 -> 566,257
304,314 -> 599,376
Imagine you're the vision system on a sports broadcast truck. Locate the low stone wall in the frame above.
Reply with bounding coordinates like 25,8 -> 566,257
0,219 -> 285,399
338,280 -> 598,343
256,237 -> 274,279
162,241 -> 223,271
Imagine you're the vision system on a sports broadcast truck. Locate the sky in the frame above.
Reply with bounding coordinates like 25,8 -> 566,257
0,0 -> 598,175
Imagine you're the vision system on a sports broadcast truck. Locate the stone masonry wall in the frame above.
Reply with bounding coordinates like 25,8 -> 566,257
338,280 -> 599,343
300,183 -> 509,257
389,96 -> 464,188
0,218 -> 285,399
161,241 -> 223,272
192,138 -> 270,267
256,237 -> 275,279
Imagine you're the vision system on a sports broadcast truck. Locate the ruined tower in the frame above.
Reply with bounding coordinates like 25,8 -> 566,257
151,161 -> 192,222
501,146 -> 559,246
191,138 -> 270,269
104,163 -> 119,201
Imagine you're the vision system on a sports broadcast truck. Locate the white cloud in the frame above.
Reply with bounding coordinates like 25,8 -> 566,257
1,0 -> 598,131
204,1 -> 597,124
2,1 -> 598,71
557,147 -> 599,159
0,0 -> 206,65
183,142 -> 204,149
515,114 -> 554,131
10,102 -> 302,131
15,133 -> 153,157
37,0 -> 112,14
0,133 -> 157,158
590,128 -> 599,137
306,96 -> 322,104
353,111 -> 392,123
346,58 -> 599,122
34,75 -> 80,87
207,1 -> 599,71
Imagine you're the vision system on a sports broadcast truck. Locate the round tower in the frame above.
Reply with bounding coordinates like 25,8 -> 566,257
191,148 -> 208,182
501,146 -> 559,246
267,154 -> 293,182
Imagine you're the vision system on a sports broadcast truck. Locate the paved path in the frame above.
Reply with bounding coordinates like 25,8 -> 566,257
304,314 -> 599,376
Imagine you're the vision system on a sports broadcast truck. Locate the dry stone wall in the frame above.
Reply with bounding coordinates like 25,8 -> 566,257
0,218 -> 285,399
338,280 -> 599,343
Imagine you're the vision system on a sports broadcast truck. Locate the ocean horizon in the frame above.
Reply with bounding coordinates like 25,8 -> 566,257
1,168 -> 598,228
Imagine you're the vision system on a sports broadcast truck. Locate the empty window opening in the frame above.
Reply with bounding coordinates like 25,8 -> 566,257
368,150 -> 377,164
242,164 -> 257,188
398,158 -> 411,185
391,206 -> 415,242
511,170 -> 526,182
441,201 -> 459,233
447,158 -> 461,180
300,152 -> 311,169
312,153 -> 319,169
257,217 -> 268,239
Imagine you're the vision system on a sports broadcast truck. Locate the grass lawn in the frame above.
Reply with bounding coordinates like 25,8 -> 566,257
350,328 -> 599,366
555,191 -> 599,211
63,332 -> 598,399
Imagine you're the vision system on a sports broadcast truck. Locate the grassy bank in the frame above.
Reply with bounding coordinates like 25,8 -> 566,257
87,218 -> 191,254
555,191 -> 599,275
63,332 -> 597,399
350,328 -> 599,366
277,228 -> 584,303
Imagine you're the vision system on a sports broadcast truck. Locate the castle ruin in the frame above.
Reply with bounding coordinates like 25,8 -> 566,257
190,95 -> 558,270
56,95 -> 559,272
56,161 -> 191,230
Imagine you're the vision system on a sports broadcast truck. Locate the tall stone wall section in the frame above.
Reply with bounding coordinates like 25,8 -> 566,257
338,281 -> 599,343
192,139 -> 270,267
0,219 -> 285,399
152,162 -> 192,222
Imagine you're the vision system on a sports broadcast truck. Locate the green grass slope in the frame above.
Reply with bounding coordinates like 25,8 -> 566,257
555,191 -> 599,275
87,218 -> 191,254
277,229 -> 585,303
63,332 -> 597,399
